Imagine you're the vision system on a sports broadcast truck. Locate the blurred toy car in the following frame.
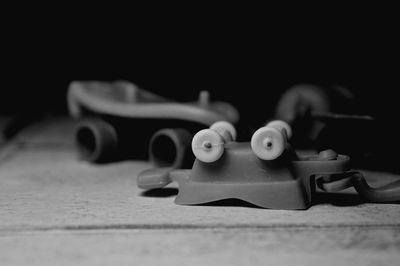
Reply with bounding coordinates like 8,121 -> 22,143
273,84 -> 397,170
138,120 -> 400,209
67,80 -> 239,167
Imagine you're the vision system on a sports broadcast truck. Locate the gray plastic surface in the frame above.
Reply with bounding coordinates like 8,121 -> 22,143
138,142 -> 353,209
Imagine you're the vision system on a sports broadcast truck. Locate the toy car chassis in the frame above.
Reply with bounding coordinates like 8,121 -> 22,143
67,80 -> 239,167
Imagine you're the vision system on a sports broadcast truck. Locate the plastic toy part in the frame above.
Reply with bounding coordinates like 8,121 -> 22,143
191,129 -> 225,163
251,120 -> 291,161
149,128 -> 194,169
266,120 -> 292,139
273,84 -> 376,153
68,81 -> 240,166
251,127 -> 285,160
316,171 -> 400,203
191,121 -> 236,163
138,120 -> 400,209
209,121 -> 237,142
68,81 -> 239,126
76,119 -> 118,162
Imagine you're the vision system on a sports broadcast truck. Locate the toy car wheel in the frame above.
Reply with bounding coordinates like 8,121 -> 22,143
251,126 -> 286,160
210,121 -> 237,141
266,120 -> 292,139
191,129 -> 225,163
76,119 -> 118,162
149,128 -> 193,168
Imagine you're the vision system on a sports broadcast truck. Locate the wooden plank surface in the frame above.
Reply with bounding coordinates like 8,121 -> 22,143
1,228 -> 399,266
0,117 -> 399,265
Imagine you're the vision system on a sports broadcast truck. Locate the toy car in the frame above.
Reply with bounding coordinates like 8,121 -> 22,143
137,120 -> 400,210
273,84 -> 391,170
67,80 -> 239,167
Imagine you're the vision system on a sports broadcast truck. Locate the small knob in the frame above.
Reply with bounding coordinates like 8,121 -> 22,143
318,149 -> 338,160
199,90 -> 210,107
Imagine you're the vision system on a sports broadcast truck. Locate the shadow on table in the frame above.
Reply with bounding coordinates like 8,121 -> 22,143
140,188 -> 399,208
141,188 -> 179,198
314,192 -> 365,207
198,199 -> 264,209
140,189 -> 263,208
140,189 -> 278,209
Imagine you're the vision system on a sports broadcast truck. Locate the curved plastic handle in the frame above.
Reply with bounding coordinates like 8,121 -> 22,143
318,172 -> 400,203
351,172 -> 400,202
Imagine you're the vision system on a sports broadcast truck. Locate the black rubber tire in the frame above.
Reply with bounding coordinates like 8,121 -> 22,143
149,128 -> 193,168
75,119 -> 118,163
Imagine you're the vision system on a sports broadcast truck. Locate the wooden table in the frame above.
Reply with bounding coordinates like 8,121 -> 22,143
1,117 -> 399,265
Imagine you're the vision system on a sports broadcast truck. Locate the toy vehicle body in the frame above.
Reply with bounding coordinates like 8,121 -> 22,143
138,121 -> 400,209
67,81 -> 239,166
274,84 -> 395,170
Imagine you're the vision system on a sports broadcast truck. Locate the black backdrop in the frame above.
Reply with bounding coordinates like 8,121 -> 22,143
3,15 -> 399,129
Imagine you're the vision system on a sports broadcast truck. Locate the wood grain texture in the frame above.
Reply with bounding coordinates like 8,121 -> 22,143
0,117 -> 399,265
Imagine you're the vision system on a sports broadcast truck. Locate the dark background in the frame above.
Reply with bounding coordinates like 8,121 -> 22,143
2,11 -> 399,129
